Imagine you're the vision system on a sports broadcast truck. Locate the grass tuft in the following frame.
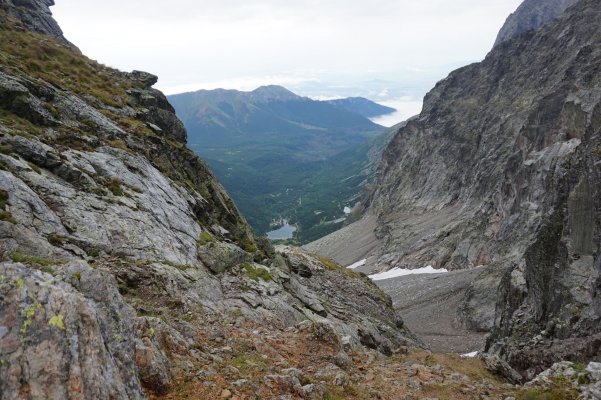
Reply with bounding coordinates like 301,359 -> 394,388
9,251 -> 65,274
107,177 -> 124,196
0,189 -> 8,209
243,262 -> 273,282
0,210 -> 16,224
196,230 -> 216,246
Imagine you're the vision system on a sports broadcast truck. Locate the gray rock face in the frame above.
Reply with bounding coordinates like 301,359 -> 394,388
278,246 -> 419,354
365,0 -> 601,375
126,85 -> 187,143
198,242 -> 251,274
0,262 -> 145,399
525,361 -> 601,398
494,0 -> 579,47
0,0 -> 68,43
0,72 -> 57,126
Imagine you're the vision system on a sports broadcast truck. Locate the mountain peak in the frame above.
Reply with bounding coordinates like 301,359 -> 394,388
250,85 -> 301,102
494,0 -> 579,47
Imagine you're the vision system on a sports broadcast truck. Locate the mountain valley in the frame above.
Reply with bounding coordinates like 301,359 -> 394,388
0,0 -> 600,399
168,87 -> 394,243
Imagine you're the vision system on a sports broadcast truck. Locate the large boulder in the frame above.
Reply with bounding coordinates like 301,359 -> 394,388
0,261 -> 145,399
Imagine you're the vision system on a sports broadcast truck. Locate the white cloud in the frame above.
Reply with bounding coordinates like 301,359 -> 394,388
51,0 -> 523,98
370,98 -> 424,127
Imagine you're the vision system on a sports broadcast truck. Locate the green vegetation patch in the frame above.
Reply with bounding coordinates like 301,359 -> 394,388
315,254 -> 341,271
26,161 -> 41,174
106,139 -> 129,152
313,253 -> 363,280
514,376 -> 579,400
0,189 -> 8,209
243,262 -> 273,282
47,233 -> 66,247
162,259 -> 193,271
52,134 -> 97,152
0,210 -> 16,224
9,251 -> 65,274
241,238 -> 258,253
515,388 -> 579,400
92,187 -> 107,197
0,109 -> 43,136
0,144 -> 13,155
228,353 -> 269,378
107,177 -> 124,196
324,384 -> 369,400
86,247 -> 100,257
196,230 -> 216,246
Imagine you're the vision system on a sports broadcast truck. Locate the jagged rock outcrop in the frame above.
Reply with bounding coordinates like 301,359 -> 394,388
494,0 -> 579,47
352,0 -> 600,377
0,4 -> 418,399
0,0 -> 68,43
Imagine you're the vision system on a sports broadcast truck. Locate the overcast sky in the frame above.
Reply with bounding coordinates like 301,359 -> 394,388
52,0 -> 522,105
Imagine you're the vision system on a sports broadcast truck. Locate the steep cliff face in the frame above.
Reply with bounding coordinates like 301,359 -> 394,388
0,5 -> 418,399
372,0 -> 599,269
494,0 -> 579,47
368,0 -> 601,376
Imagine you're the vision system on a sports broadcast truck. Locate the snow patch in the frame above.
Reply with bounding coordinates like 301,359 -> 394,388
347,259 -> 367,269
461,351 -> 479,358
368,266 -> 448,281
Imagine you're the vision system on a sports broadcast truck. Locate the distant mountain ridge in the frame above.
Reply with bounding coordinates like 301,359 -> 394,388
168,86 -> 383,157
168,86 -> 389,242
325,97 -> 396,118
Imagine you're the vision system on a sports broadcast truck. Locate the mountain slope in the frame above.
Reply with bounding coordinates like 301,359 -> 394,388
0,4 -> 421,399
168,87 -> 387,242
310,0 -> 601,376
324,97 -> 396,118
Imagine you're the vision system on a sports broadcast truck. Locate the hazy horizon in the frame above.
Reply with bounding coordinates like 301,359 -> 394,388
51,0 -> 523,124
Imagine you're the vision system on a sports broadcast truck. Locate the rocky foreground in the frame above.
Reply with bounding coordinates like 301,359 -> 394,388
1,0 -> 600,399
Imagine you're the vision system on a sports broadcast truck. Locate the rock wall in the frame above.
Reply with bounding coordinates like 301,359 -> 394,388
368,0 -> 601,375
